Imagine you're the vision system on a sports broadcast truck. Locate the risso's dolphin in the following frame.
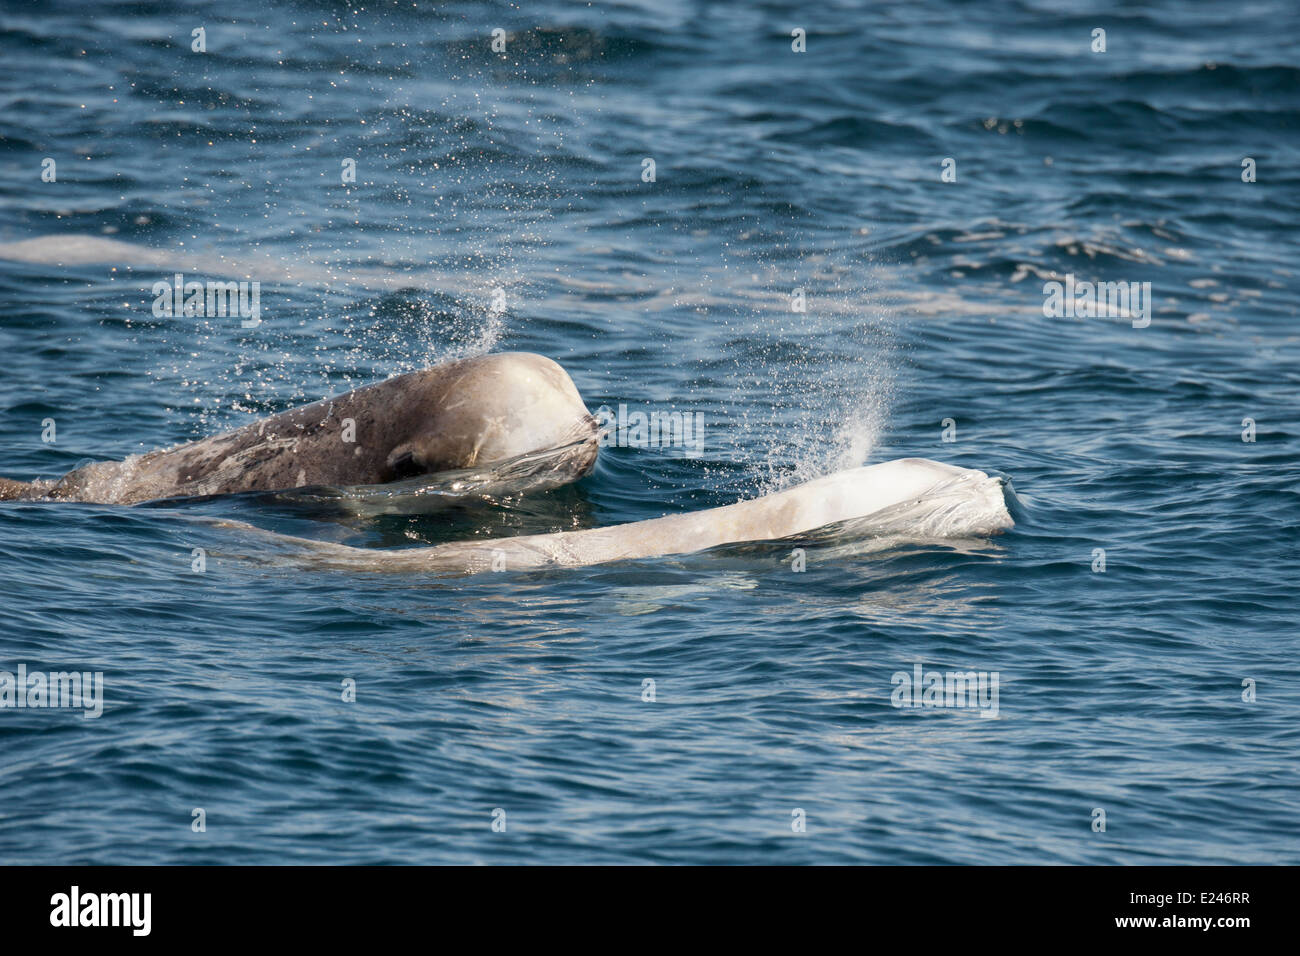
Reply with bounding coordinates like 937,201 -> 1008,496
0,352 -> 598,504
216,458 -> 1014,574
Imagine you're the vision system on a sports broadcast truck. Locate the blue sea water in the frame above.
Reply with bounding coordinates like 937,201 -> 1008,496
0,0 -> 1297,865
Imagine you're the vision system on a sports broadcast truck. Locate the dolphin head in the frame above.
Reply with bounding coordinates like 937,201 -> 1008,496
382,352 -> 599,482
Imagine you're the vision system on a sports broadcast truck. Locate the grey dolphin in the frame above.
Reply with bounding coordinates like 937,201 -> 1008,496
0,352 -> 598,504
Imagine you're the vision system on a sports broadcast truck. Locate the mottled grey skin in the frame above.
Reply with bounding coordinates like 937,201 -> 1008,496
1,352 -> 598,504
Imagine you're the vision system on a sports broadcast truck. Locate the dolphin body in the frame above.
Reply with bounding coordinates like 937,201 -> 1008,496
218,458 -> 1014,574
0,353 -> 599,504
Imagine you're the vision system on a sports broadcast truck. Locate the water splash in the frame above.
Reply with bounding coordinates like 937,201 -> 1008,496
710,258 -> 900,494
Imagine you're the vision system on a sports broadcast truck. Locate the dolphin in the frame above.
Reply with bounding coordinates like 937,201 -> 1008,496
214,458 -> 1014,574
0,352 -> 598,504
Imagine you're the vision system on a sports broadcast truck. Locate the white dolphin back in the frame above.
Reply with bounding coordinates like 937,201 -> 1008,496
226,457 -> 1013,574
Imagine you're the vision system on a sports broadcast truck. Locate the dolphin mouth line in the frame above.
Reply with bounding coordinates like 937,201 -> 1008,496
349,433 -> 598,498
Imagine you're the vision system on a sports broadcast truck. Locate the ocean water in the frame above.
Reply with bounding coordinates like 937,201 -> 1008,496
0,0 -> 1297,865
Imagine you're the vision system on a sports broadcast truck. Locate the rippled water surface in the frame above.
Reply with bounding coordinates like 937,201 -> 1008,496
0,0 -> 1297,864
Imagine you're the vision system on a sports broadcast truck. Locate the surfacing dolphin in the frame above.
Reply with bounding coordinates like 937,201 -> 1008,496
217,458 -> 1014,574
0,352 -> 598,504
